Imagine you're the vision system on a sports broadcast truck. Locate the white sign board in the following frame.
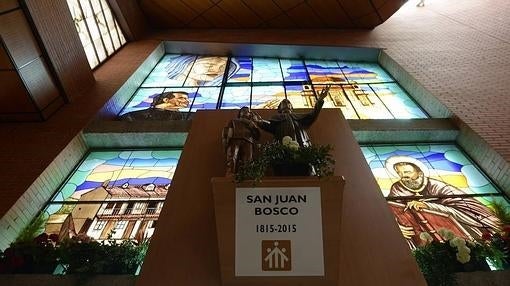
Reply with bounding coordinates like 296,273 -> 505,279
235,187 -> 324,276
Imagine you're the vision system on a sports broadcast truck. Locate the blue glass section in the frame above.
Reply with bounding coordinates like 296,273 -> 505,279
189,87 -> 221,112
338,62 -> 393,84
252,58 -> 283,82
228,57 -> 252,83
221,86 -> 251,109
305,60 -> 346,84
120,88 -> 165,115
280,59 -> 308,82
370,83 -> 427,119
50,150 -> 182,202
142,54 -> 195,87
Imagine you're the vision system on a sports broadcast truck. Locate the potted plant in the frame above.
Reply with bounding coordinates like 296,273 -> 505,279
236,136 -> 335,182
413,228 -> 506,286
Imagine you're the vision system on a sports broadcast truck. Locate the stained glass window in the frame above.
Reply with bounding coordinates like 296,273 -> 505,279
66,0 -> 127,69
362,143 -> 509,248
119,54 -> 428,120
38,149 -> 181,243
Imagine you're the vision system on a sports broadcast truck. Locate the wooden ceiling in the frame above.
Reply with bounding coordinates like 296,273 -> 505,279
139,0 -> 404,29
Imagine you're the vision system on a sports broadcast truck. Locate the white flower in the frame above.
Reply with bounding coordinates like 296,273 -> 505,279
457,245 -> 471,255
449,237 -> 466,248
282,136 -> 292,146
288,141 -> 300,151
456,252 -> 471,264
438,228 -> 455,241
419,232 -> 434,244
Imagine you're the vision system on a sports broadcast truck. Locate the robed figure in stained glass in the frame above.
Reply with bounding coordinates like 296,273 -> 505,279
385,156 -> 501,247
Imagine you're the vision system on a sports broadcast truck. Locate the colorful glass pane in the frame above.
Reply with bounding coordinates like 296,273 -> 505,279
221,86 -> 251,109
120,88 -> 165,115
184,56 -> 228,87
312,85 -> 359,119
122,54 -> 429,119
252,58 -> 283,82
51,150 -> 181,202
305,60 -> 346,84
371,83 -> 427,119
363,144 -> 501,197
362,143 -> 506,247
280,59 -> 308,82
338,62 -> 393,84
119,87 -> 195,118
285,84 -> 316,109
142,54 -> 192,87
41,200 -> 164,242
251,85 -> 285,109
189,87 -> 221,112
228,57 -> 252,83
343,84 -> 394,119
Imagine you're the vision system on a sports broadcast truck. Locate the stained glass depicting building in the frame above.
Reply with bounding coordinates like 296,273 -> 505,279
39,150 -> 181,243
119,54 -> 428,120
362,144 -> 509,249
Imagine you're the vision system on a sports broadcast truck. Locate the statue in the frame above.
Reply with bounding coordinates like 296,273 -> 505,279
223,107 -> 261,176
254,85 -> 330,147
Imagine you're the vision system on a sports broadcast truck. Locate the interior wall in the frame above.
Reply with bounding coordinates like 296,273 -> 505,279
0,1 -> 63,121
24,0 -> 94,100
108,0 -> 149,41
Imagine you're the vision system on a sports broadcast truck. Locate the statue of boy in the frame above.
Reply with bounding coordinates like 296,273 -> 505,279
254,85 -> 330,147
223,107 -> 261,176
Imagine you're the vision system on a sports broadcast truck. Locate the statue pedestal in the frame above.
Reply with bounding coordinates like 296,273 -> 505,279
211,176 -> 344,286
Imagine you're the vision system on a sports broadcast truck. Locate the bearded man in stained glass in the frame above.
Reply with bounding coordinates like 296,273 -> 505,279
386,156 -> 500,245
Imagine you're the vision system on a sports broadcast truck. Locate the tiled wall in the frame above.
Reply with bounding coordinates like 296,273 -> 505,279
0,133 -> 87,250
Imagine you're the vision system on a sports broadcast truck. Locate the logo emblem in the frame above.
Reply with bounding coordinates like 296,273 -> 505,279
262,240 -> 291,271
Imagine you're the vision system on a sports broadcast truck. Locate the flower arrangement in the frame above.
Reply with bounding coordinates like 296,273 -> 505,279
0,215 -> 148,275
413,228 -> 506,286
235,136 -> 335,182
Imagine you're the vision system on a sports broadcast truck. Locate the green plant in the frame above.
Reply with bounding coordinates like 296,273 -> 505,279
15,213 -> 46,243
236,137 -> 335,182
488,199 -> 510,268
58,235 -> 148,274
413,229 -> 506,286
0,231 -> 148,275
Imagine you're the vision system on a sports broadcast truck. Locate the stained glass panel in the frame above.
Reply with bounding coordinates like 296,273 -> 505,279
362,143 -> 506,247
40,201 -> 165,242
371,83 -> 427,119
50,150 -> 181,203
343,84 -> 394,119
251,85 -> 285,109
221,86 -> 251,109
280,59 -> 308,82
122,54 -> 429,120
228,57 -> 252,83
142,55 -> 195,88
252,58 -> 283,82
305,60 -> 346,84
119,87 -> 194,117
339,62 -> 393,84
285,84 -> 316,109
184,56 -> 228,87
189,87 -> 221,112
313,85 -> 359,119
